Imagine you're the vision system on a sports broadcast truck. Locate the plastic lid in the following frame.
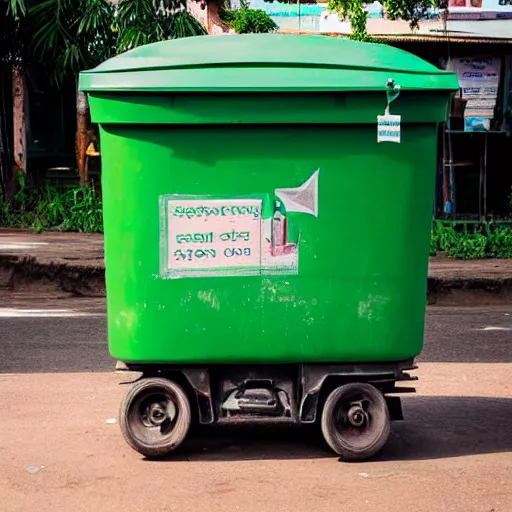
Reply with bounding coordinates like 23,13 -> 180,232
79,33 -> 459,93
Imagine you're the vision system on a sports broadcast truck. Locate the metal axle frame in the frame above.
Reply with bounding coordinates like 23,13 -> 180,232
117,360 -> 418,425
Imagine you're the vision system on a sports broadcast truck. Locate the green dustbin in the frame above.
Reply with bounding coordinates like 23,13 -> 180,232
79,33 -> 458,461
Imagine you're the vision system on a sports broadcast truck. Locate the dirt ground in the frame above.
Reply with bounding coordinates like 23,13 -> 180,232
1,364 -> 512,512
429,255 -> 512,279
2,231 -> 512,510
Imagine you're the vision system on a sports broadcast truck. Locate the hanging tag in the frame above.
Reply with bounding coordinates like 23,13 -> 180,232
377,113 -> 401,143
377,78 -> 401,143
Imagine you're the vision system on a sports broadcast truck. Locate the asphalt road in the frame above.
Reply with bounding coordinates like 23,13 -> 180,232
1,301 -> 512,373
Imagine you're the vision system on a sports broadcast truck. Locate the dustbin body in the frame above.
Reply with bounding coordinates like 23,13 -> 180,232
79,34 -> 458,365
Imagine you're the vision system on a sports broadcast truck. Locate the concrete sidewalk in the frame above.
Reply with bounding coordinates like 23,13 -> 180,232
2,229 -> 512,304
0,229 -> 103,267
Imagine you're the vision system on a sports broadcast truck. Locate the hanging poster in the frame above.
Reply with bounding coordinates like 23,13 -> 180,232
448,0 -> 512,19
447,56 -> 501,130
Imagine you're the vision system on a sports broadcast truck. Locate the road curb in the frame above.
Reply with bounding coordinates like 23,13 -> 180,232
1,253 -> 512,306
0,254 -> 105,297
427,276 -> 512,306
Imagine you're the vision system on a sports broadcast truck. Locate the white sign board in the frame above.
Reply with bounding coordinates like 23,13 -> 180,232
377,114 -> 401,143
448,57 -> 501,122
162,198 -> 262,278
448,0 -> 512,19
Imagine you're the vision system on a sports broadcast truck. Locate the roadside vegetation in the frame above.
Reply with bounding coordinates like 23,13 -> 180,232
3,178 -> 512,260
430,220 -> 512,259
0,174 -> 102,233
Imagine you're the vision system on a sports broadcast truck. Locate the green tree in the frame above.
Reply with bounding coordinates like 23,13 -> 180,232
327,0 -> 448,41
0,0 -> 26,64
23,0 -> 206,185
27,0 -> 207,84
220,0 -> 278,34
1,0 -> 30,195
1,0 -> 207,191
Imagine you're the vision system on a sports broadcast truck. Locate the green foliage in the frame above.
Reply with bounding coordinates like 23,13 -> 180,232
115,1 -> 207,53
327,0 -> 446,41
0,172 -> 103,233
327,0 -> 372,41
2,0 -> 25,17
484,224 -> 512,259
385,0 -> 446,29
26,0 -> 115,83
430,221 -> 512,259
0,0 -> 28,64
24,0 -> 207,86
221,0 -> 278,34
430,220 -> 458,255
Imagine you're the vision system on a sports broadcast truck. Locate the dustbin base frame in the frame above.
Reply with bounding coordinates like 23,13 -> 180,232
116,360 -> 417,426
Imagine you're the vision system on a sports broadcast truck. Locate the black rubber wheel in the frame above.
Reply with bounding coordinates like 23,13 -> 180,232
119,377 -> 191,458
320,382 -> 390,461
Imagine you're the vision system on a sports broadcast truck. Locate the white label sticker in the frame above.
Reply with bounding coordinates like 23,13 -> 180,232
159,169 -> 322,279
165,198 -> 262,278
377,114 -> 401,143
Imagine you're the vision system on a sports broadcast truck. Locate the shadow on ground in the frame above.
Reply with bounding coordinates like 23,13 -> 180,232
147,395 -> 512,463
378,395 -> 512,462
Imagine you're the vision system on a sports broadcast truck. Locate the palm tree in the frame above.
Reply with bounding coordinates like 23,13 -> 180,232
25,0 -> 207,186
1,0 -> 28,198
0,0 -> 26,62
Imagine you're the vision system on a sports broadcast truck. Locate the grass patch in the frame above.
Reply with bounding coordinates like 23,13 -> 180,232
0,173 -> 103,233
431,221 -> 512,259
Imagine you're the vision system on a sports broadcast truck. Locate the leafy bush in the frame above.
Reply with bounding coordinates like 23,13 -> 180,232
430,221 -> 512,259
221,1 -> 278,34
0,172 -> 103,233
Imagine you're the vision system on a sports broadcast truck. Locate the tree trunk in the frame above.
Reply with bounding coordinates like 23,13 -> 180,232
206,0 -> 233,34
76,87 -> 90,187
12,64 -> 26,176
